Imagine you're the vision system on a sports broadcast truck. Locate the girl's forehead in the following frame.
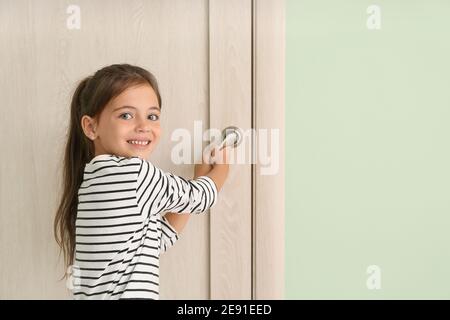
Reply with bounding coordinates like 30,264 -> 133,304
108,85 -> 159,110
119,84 -> 156,98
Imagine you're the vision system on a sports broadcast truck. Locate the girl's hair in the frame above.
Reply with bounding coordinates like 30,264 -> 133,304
54,63 -> 162,279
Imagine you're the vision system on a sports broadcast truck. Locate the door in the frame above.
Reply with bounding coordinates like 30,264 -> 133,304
0,0 -> 256,299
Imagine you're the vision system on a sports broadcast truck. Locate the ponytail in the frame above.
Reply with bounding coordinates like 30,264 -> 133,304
54,77 -> 93,280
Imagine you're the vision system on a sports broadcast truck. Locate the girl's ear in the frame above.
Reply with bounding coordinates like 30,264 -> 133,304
81,115 -> 97,141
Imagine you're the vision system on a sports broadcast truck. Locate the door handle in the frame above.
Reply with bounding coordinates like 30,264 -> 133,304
219,126 -> 243,150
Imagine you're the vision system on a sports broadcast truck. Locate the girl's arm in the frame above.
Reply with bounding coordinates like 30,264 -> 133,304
163,147 -> 229,234
163,162 -> 212,235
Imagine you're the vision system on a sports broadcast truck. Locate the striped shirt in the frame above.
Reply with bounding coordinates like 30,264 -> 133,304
72,154 -> 218,299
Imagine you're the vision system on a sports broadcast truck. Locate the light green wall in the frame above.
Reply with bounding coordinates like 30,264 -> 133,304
286,0 -> 450,299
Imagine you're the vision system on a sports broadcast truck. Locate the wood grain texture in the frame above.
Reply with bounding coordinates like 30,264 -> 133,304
0,0 -> 210,299
254,0 -> 285,299
209,0 -> 253,299
0,0 -> 284,300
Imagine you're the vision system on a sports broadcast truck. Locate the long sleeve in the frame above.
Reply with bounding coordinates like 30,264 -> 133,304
136,159 -> 218,216
158,214 -> 179,255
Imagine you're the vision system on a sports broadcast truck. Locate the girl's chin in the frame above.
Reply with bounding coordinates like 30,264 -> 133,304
127,149 -> 152,159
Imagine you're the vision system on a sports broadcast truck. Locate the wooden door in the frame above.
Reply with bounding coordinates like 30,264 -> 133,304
0,0 -> 257,299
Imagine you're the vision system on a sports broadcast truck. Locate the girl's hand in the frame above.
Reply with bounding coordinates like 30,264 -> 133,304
200,144 -> 231,192
209,145 -> 230,165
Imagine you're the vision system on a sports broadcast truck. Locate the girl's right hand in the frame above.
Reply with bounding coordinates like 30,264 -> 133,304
210,145 -> 230,165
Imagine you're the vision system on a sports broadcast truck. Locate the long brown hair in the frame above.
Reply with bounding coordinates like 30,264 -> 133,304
54,64 -> 162,279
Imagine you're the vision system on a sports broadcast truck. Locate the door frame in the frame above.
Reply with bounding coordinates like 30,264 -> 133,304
253,0 -> 285,300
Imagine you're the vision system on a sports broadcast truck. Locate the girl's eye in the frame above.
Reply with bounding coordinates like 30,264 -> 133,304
119,113 -> 159,121
119,113 -> 132,120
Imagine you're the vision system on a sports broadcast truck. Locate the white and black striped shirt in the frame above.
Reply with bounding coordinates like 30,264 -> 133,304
72,154 -> 218,299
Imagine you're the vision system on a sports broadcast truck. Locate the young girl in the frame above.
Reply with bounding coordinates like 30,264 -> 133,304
54,63 -> 230,300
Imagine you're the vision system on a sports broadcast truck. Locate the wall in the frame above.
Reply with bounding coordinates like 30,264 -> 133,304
286,0 -> 450,299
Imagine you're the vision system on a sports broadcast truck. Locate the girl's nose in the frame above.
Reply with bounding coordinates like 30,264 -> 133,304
137,125 -> 150,133
136,117 -> 150,133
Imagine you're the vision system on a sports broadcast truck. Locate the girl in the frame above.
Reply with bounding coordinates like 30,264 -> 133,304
54,63 -> 230,299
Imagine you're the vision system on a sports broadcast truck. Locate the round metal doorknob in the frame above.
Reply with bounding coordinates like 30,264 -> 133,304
219,126 -> 243,149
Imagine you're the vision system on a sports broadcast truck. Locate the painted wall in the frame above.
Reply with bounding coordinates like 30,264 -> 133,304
286,0 -> 450,299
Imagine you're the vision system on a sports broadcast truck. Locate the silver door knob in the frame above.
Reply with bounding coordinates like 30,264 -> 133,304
219,126 -> 243,149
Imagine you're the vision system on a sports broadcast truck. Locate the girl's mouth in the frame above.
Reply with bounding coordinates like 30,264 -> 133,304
127,140 -> 151,148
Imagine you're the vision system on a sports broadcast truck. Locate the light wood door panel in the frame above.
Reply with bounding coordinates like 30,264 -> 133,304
0,0 -> 263,299
209,0 -> 253,299
0,0 -> 212,299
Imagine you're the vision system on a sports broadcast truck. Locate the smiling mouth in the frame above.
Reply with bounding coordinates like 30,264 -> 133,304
127,140 -> 151,146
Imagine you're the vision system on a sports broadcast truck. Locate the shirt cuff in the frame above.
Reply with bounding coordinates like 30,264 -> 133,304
196,175 -> 219,208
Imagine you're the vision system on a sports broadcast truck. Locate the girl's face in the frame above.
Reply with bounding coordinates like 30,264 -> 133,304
82,83 -> 161,160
